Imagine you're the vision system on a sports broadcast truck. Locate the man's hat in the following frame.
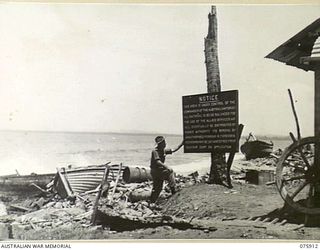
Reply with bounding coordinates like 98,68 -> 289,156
155,136 -> 165,145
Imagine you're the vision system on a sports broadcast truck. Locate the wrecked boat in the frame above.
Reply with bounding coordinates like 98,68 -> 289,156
240,133 -> 273,160
53,163 -> 152,198
0,162 -> 152,197
54,163 -> 120,198
0,173 -> 55,192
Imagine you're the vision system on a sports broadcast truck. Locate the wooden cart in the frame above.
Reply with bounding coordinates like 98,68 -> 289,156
267,18 -> 320,217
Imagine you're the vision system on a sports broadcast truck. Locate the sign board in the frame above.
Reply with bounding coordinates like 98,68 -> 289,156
182,90 -> 239,153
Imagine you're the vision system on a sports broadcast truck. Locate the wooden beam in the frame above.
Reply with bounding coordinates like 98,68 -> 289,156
305,67 -> 320,227
57,168 -> 74,198
91,166 -> 110,225
301,57 -> 320,65
226,124 -> 244,188
108,163 -> 123,204
288,89 -> 301,140
315,69 -> 320,169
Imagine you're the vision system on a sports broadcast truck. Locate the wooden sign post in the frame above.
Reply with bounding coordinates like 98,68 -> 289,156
204,6 -> 227,184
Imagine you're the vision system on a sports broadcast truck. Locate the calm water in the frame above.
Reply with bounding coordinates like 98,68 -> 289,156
0,130 -> 291,176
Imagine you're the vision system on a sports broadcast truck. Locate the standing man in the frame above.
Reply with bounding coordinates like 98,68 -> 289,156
149,136 -> 184,203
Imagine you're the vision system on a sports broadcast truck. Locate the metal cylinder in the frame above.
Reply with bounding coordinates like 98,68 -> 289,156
122,166 -> 152,183
129,189 -> 152,202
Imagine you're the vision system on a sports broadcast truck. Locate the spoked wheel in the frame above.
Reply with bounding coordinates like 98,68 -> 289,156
276,136 -> 320,215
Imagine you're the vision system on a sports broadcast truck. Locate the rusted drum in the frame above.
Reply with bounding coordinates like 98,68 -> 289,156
122,166 -> 153,183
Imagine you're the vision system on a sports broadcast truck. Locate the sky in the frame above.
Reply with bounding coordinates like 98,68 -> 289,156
0,4 -> 319,136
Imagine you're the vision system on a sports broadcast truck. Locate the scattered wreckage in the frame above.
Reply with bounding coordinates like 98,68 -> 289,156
0,151 -> 286,240
0,163 -> 217,239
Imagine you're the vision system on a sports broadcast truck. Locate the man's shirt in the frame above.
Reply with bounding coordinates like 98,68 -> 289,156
150,148 -> 172,169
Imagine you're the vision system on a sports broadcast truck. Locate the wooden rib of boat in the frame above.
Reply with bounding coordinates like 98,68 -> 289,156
240,133 -> 274,160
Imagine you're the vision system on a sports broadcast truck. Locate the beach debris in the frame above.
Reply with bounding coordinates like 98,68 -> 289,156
0,222 -> 10,240
54,168 -> 74,199
225,124 -> 244,188
30,183 -> 50,194
0,201 -> 7,216
223,189 -> 238,194
0,162 -> 210,234
9,205 -> 32,213
108,163 -> 123,204
129,189 -> 152,202
227,136 -> 283,186
91,167 -> 110,225
293,224 -> 305,231
188,171 -> 199,183
31,197 -> 47,209
3,155 -> 289,235
245,169 -> 275,185
266,181 -> 276,186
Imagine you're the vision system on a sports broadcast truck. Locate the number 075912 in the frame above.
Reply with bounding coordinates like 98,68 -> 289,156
300,244 -> 319,248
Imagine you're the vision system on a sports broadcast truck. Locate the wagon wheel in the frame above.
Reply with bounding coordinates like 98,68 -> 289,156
276,136 -> 320,215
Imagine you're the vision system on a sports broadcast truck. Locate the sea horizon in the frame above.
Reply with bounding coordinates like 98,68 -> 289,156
0,128 -> 183,137
0,129 -> 293,177
0,128 -> 293,140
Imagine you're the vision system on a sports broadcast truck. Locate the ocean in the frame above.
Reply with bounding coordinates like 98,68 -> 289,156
0,130 -> 292,176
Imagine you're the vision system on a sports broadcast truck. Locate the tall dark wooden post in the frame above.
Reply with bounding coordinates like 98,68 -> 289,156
303,46 -> 320,225
314,68 -> 320,209
205,6 -> 226,184
305,64 -> 320,226
315,69 -> 320,171
205,6 -> 221,94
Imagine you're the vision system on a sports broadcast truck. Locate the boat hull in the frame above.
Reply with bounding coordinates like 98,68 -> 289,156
54,164 -> 125,197
240,140 -> 273,160
0,173 -> 55,192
